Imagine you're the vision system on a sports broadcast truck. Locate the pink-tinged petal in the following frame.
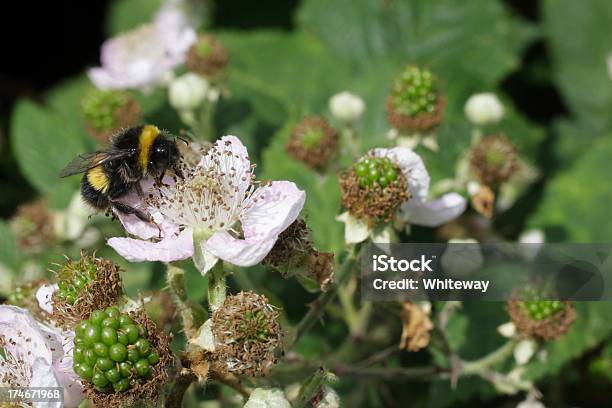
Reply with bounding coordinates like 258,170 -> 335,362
205,230 -> 277,267
36,284 -> 58,314
372,147 -> 430,202
403,192 -> 467,227
30,358 -> 62,406
87,67 -> 121,90
0,306 -> 54,367
199,135 -> 253,202
114,177 -> 179,240
206,181 -> 306,266
107,228 -> 194,262
53,332 -> 84,408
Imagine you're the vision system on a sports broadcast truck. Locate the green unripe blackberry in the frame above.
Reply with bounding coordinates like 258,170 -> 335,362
521,300 -> 565,321
391,66 -> 439,117
56,257 -> 97,305
72,306 -> 160,393
352,157 -> 399,189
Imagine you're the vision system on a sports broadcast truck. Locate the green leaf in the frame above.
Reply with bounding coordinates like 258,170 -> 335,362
298,0 -> 537,90
0,220 -> 20,271
528,136 -> 612,241
106,0 -> 162,36
543,0 -> 612,132
11,101 -> 88,194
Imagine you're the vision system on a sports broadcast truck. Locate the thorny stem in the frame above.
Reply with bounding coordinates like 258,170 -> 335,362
334,365 -> 440,381
461,340 -> 517,375
166,263 -> 207,338
210,370 -> 251,398
165,368 -> 197,408
293,368 -> 334,408
287,248 -> 358,349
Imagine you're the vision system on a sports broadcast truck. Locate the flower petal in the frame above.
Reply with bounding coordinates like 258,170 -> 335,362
206,181 -> 305,266
372,147 -> 430,202
403,192 -> 467,227
336,212 -> 371,244
0,305 -> 54,367
36,284 -> 58,314
199,135 -> 252,201
108,228 -> 194,262
113,177 -> 179,240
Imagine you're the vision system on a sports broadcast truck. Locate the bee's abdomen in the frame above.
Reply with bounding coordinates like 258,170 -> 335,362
81,174 -> 110,210
86,166 -> 110,193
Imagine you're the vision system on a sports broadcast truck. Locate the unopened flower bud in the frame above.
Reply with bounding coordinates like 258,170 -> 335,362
210,292 -> 282,377
339,154 -> 409,222
9,199 -> 54,254
286,116 -> 339,170
186,34 -> 229,79
329,91 -> 365,123
464,92 -> 504,125
387,65 -> 445,132
46,252 -> 123,329
470,134 -> 518,187
168,72 -> 210,111
244,388 -> 291,408
81,89 -> 141,143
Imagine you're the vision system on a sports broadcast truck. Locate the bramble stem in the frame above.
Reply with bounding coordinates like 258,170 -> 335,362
461,340 -> 517,375
207,261 -> 226,311
166,263 -> 207,338
293,368 -> 334,408
287,248 -> 358,349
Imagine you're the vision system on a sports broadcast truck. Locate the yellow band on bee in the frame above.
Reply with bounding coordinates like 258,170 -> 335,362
87,166 -> 110,193
139,125 -> 160,172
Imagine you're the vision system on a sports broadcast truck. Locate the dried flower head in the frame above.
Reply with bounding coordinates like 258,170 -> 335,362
263,219 -> 334,291
387,65 -> 445,132
339,155 -> 410,223
81,89 -> 142,143
470,134 -> 518,187
81,308 -> 173,408
399,301 -> 433,351
50,253 -> 123,329
9,200 -> 54,254
286,116 -> 339,170
471,184 -> 495,218
507,285 -> 575,341
186,34 -> 229,79
211,292 -> 282,377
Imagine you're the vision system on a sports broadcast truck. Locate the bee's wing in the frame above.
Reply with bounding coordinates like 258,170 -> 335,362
59,149 -> 135,177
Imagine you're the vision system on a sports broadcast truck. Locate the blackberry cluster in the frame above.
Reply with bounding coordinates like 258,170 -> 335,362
56,260 -> 97,305
353,157 -> 399,188
73,307 -> 160,392
391,66 -> 438,116
81,90 -> 131,132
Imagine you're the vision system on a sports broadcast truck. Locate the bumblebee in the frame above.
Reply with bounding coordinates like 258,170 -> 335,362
60,125 -> 182,223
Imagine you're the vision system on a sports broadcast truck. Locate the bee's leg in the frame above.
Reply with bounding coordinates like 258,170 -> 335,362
134,182 -> 146,200
110,201 -> 162,239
